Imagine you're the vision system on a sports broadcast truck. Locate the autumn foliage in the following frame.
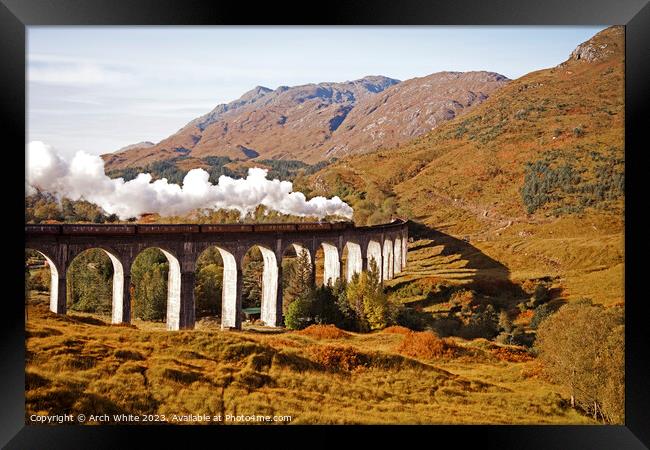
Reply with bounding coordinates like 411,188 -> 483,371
491,346 -> 534,363
382,325 -> 413,335
309,345 -> 365,371
297,324 -> 350,339
396,331 -> 458,360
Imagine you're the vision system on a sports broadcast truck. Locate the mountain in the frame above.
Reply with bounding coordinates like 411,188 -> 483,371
102,72 -> 508,170
300,26 -> 624,304
322,71 -> 508,159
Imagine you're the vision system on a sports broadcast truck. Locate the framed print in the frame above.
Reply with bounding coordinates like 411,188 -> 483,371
2,0 -> 649,447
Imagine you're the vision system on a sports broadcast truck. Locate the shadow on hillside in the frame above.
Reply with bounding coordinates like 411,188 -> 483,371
405,221 -> 529,307
241,325 -> 287,335
65,314 -> 109,326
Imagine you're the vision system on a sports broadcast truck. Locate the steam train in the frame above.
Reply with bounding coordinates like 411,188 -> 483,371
25,220 -> 360,235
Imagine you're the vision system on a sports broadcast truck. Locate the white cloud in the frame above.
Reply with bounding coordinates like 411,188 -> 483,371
29,63 -> 133,87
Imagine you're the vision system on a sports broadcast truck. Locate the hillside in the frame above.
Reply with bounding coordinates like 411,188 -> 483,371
301,26 -> 624,304
25,294 -> 592,424
102,72 -> 507,170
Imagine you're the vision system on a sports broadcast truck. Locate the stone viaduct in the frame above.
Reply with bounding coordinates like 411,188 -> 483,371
25,219 -> 408,330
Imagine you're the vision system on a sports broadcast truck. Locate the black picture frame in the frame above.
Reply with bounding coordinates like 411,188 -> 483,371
2,0 -> 648,448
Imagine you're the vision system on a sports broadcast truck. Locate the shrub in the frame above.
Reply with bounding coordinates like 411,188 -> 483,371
449,289 -> 475,308
131,248 -> 169,321
311,285 -> 345,326
535,301 -> 624,423
515,309 -> 534,325
382,325 -> 413,335
530,303 -> 555,329
527,282 -> 552,308
283,296 -> 313,330
598,324 -> 624,423
498,310 -> 514,333
334,280 -> 359,330
28,268 -> 51,292
521,280 -> 537,295
492,347 -> 534,363
194,263 -> 222,317
393,305 -> 428,331
309,345 -> 365,371
396,331 -> 457,360
430,316 -> 462,337
510,327 -> 536,347
495,332 -> 513,345
458,304 -> 499,339
297,324 -> 350,339
66,249 -> 114,315
344,259 -> 388,331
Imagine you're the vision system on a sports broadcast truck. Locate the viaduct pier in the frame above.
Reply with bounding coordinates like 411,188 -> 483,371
25,219 -> 408,330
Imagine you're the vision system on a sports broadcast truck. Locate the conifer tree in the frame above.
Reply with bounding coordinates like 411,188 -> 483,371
283,249 -> 313,313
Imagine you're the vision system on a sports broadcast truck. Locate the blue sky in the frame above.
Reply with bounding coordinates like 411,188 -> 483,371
27,26 -> 607,158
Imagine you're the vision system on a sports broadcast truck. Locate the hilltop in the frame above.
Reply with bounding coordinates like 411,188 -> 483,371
102,72 -> 507,170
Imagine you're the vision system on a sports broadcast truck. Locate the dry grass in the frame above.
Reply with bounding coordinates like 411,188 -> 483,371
296,324 -> 350,340
491,347 -> 535,363
396,331 -> 459,360
382,326 -> 413,335
25,293 -> 594,425
308,345 -> 365,371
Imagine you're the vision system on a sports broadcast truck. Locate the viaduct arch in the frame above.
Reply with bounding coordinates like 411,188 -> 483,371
26,219 -> 409,331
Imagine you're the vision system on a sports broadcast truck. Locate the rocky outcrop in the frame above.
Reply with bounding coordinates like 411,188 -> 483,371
565,25 -> 624,64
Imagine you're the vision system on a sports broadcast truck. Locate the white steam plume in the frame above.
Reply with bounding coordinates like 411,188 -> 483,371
26,141 -> 353,220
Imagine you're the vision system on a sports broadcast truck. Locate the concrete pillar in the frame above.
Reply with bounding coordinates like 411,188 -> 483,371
52,276 -> 67,314
383,250 -> 388,281
322,243 -> 340,286
178,272 -> 196,329
310,250 -> 317,287
402,232 -> 408,269
366,241 -> 382,281
383,239 -> 394,280
345,242 -> 363,282
393,238 -> 402,274
275,263 -> 284,327
105,251 -> 128,325
160,249 -> 182,331
259,246 -> 279,327
220,251 -> 242,330
118,274 -> 131,324
40,253 -> 65,314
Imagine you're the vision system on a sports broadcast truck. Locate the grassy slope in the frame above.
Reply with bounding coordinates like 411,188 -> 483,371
305,26 -> 624,305
26,294 -> 591,425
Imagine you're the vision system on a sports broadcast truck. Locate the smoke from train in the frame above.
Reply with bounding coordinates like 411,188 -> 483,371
26,141 -> 354,220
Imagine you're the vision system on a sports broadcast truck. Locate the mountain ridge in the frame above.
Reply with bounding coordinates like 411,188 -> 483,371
102,71 -> 508,169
